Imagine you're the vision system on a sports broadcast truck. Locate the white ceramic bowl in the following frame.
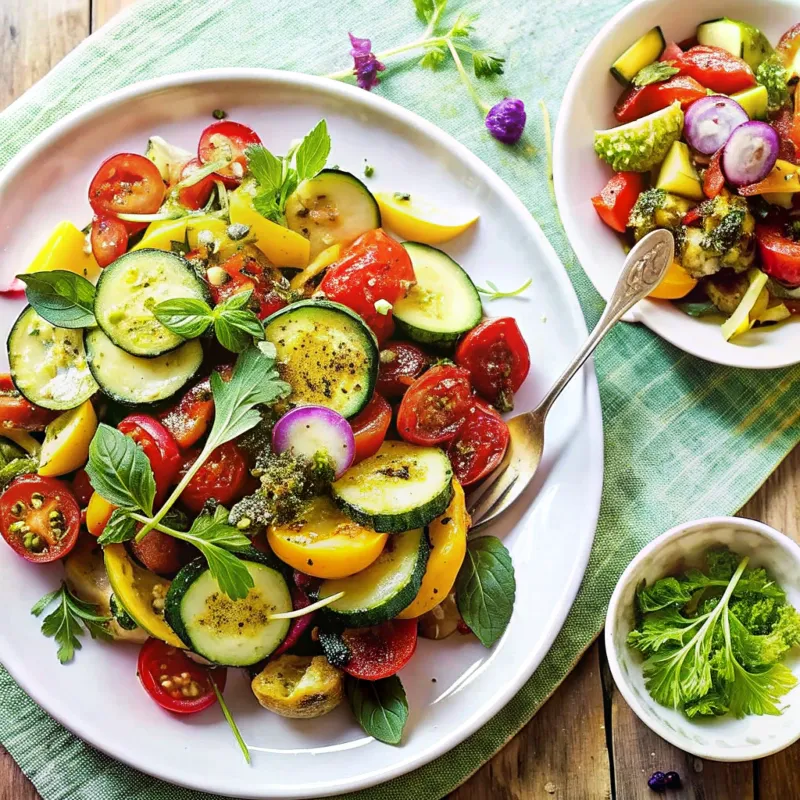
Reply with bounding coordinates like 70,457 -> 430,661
605,517 -> 800,761
554,0 -> 800,369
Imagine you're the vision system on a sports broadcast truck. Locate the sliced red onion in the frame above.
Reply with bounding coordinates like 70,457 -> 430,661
684,96 -> 749,156
722,121 -> 780,187
272,405 -> 355,478
0,276 -> 25,296
272,587 -> 315,658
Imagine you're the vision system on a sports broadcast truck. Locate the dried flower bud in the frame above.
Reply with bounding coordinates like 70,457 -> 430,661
349,33 -> 386,91
485,97 -> 527,144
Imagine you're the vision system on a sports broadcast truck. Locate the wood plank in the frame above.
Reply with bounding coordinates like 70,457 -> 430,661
91,0 -> 136,30
451,642 -> 611,800
0,746 -> 39,800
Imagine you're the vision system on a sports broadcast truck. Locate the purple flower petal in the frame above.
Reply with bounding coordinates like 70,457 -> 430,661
349,33 -> 385,91
485,97 -> 527,144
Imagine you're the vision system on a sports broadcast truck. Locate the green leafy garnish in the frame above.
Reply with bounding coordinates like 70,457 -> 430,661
346,675 -> 409,744
96,508 -> 138,545
17,270 -> 97,329
455,536 -> 516,647
412,0 -> 447,25
475,278 -> 531,301
32,583 -> 112,664
676,300 -> 718,318
627,548 -> 800,719
0,457 -> 38,490
212,109 -> 228,120
211,675 -> 251,764
631,62 -> 680,88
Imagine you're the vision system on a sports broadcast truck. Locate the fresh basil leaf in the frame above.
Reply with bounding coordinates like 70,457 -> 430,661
455,535 -> 516,647
18,270 -> 96,329
152,297 -> 213,339
218,289 -> 254,312
215,312 -> 265,353
346,675 -> 408,744
295,119 -> 331,182
675,300 -> 718,318
85,424 -> 156,514
246,145 -> 283,193
97,508 -> 138,545
632,62 -> 680,88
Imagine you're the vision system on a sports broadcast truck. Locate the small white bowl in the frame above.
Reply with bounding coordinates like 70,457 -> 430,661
605,517 -> 800,761
554,0 -> 800,369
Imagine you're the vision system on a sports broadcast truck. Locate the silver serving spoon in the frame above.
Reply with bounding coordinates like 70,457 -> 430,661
468,228 -> 675,533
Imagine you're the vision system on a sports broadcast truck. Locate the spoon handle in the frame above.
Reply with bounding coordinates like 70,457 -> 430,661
535,229 -> 675,419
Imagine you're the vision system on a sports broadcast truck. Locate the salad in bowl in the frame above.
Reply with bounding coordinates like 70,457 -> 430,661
0,116 -> 528,752
591,17 -> 800,342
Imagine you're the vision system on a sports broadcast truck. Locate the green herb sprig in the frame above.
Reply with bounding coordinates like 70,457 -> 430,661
631,62 -> 680,88
475,278 -> 531,301
346,674 -> 409,744
211,676 -> 251,764
17,270 -> 97,329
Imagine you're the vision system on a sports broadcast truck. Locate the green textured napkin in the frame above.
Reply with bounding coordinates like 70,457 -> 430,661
3,0 -> 800,798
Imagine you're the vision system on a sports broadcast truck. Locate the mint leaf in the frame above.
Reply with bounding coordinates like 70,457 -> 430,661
97,508 -> 138,545
153,297 -> 214,339
295,120 -> 331,182
253,191 -> 282,222
632,62 -> 680,87
346,675 -> 408,744
246,145 -> 283,192
18,270 -> 96,329
455,535 -> 515,647
86,424 -> 156,514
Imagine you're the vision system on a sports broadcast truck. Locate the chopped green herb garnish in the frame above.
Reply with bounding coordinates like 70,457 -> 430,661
364,164 -> 375,178
394,192 -> 411,201
475,278 -> 531,300
212,109 -> 228,120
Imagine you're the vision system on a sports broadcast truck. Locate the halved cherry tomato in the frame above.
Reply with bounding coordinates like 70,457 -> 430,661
197,120 -> 261,187
591,172 -> 645,233
673,45 -> 756,94
350,394 -> 392,463
117,415 -> 182,502
71,469 -> 94,508
177,157 -> 216,210
208,250 -> 289,320
340,619 -> 418,680
0,374 -> 55,431
319,229 -> 415,342
0,475 -> 80,563
455,317 -> 530,412
396,364 -> 473,446
755,224 -> 800,286
702,150 -> 725,199
130,528 -> 191,577
88,153 -> 165,217
138,638 -> 226,714
90,215 -> 129,267
376,341 -> 430,398
177,441 -> 252,514
447,401 -> 510,486
613,75 -> 706,125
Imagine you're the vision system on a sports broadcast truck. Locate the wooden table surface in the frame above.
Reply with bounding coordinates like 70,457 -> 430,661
3,2 -> 800,798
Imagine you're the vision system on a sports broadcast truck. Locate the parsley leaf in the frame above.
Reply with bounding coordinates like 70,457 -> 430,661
472,50 -> 505,78
346,675 -> 408,744
295,119 -> 331,182
96,508 -> 138,545
631,62 -> 680,88
412,0 -> 447,24
449,11 -> 476,38
17,270 -> 96,329
420,46 -> 446,70
32,582 -> 112,664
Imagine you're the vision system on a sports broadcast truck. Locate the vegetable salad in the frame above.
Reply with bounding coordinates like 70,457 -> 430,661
0,116 -> 530,754
592,18 -> 800,342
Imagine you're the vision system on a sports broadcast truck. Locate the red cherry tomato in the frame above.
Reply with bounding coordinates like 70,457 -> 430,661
177,442 -> 251,514
209,251 -> 289,320
0,475 -> 80,563
138,638 -> 226,714
90,215 -> 129,267
682,206 -> 703,227
71,469 -> 94,508
350,394 -> 392,463
673,45 -> 756,94
447,401 -> 510,486
88,153 -> 165,217
319,229 -> 415,340
591,172 -> 645,233
755,224 -> 800,286
613,75 -> 706,125
197,121 -> 261,188
341,619 -> 418,680
455,318 -> 530,412
117,415 -> 182,502
376,341 -> 430,398
396,364 -> 473,446
702,150 -> 725,199
130,528 -> 191,577
177,157 -> 217,210
0,374 -> 55,431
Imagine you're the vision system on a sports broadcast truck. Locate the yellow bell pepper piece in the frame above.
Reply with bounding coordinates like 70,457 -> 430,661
38,401 -> 98,477
648,260 -> 697,300
25,221 -> 102,284
229,188 -> 310,268
376,191 -> 479,245
739,160 -> 800,196
132,215 -> 228,253
289,244 -> 341,292
721,269 -> 769,341
1,429 -> 40,456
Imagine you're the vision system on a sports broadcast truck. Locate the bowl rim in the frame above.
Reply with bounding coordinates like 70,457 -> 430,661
604,515 -> 800,761
552,0 -> 800,370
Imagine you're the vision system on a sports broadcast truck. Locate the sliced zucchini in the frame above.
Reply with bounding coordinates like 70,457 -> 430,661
94,250 -> 209,358
8,307 -> 98,410
263,299 -> 378,419
104,543 -> 183,647
731,85 -> 769,120
165,551 -> 291,667
285,169 -> 381,259
697,18 -> 773,71
393,243 -> 482,345
332,440 -> 453,532
318,527 -> 430,627
610,26 -> 666,85
84,327 -> 202,405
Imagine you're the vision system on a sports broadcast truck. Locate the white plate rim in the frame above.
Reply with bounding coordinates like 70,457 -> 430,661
0,67 -> 604,798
